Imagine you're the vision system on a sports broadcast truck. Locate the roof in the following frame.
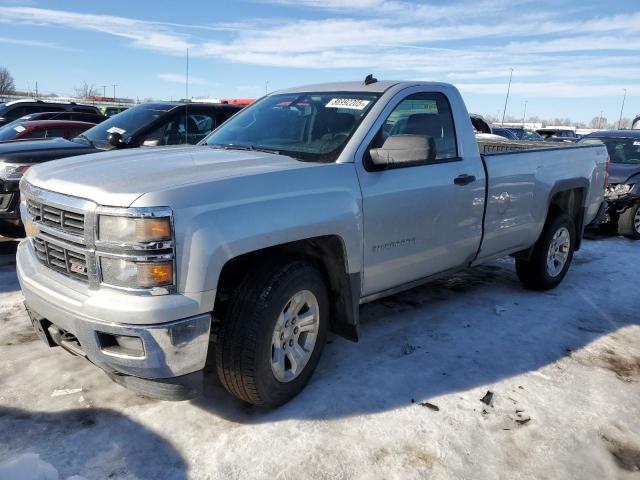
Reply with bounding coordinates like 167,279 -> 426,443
4,98 -> 79,107
273,80 -> 449,94
18,120 -> 97,128
584,129 -> 640,138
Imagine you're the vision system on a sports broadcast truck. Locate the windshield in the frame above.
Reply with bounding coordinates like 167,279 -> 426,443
0,123 -> 26,141
203,92 -> 380,162
579,137 -> 640,164
77,103 -> 173,149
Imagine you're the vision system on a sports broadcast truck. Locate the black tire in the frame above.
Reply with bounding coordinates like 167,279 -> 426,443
617,202 -> 640,240
215,260 -> 329,407
0,220 -> 25,239
516,211 -> 576,290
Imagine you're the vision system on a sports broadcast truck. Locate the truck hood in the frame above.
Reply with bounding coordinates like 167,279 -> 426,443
0,137 -> 97,164
24,146 -> 317,206
609,163 -> 640,184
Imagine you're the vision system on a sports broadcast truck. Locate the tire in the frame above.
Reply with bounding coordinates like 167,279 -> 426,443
215,260 -> 329,407
0,220 -> 25,239
516,211 -> 576,290
617,202 -> 640,240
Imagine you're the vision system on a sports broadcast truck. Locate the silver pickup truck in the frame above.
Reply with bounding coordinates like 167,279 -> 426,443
16,80 -> 608,407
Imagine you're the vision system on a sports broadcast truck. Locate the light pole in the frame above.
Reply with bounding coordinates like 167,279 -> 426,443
522,100 -> 528,126
501,68 -> 513,126
618,89 -> 627,129
265,81 -> 269,95
101,85 -> 107,98
112,84 -> 118,102
599,110 -> 604,129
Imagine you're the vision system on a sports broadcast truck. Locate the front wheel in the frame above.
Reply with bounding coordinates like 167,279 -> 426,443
617,202 -> 640,240
215,260 -> 329,407
516,212 -> 576,290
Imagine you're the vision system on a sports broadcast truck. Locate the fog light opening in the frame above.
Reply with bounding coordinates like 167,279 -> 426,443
98,332 -> 145,358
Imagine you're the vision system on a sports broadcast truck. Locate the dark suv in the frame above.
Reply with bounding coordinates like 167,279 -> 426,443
0,100 -> 101,128
0,102 -> 243,237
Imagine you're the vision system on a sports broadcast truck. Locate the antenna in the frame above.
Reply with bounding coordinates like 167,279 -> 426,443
363,74 -> 378,85
185,47 -> 189,145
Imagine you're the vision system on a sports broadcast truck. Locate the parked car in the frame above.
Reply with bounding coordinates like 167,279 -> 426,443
0,99 -> 101,128
492,127 -> 519,140
1,111 -> 108,128
0,120 -> 95,143
100,106 -> 129,117
0,102 -> 242,237
632,114 -> 640,130
579,130 -> 640,238
505,126 -> 544,141
17,79 -> 607,406
537,127 -> 580,143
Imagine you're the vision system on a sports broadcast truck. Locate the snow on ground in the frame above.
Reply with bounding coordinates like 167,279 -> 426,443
0,236 -> 639,479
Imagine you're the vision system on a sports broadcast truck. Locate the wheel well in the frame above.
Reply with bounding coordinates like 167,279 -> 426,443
549,187 -> 585,249
213,236 -> 360,341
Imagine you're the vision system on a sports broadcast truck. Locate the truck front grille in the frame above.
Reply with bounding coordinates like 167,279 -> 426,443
27,199 -> 86,236
33,236 -> 89,281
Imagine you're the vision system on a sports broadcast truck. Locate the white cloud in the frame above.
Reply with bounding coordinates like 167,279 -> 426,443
0,36 -> 72,50
158,73 -> 208,85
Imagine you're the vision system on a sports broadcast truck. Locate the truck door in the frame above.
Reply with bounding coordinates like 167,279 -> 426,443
356,89 -> 485,297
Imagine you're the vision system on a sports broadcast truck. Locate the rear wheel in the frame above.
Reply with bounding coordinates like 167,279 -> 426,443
516,212 -> 576,290
617,203 -> 640,240
215,260 -> 329,407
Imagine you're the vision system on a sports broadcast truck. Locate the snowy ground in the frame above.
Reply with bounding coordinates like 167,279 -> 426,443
0,236 -> 639,480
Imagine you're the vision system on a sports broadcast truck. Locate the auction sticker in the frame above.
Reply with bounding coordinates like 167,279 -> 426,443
106,126 -> 126,134
326,98 -> 371,110
14,125 -> 26,133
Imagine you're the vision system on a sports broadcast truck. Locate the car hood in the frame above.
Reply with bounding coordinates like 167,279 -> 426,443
0,137 -> 96,164
24,146 -> 319,207
608,163 -> 640,184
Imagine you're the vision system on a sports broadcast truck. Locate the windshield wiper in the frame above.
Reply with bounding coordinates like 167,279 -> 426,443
75,134 -> 95,148
209,144 -> 280,155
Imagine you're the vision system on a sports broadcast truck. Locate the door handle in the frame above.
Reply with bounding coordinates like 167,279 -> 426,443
454,174 -> 476,186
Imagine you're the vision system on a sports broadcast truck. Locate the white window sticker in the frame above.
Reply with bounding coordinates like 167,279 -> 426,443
14,125 -> 26,133
422,100 -> 438,114
106,126 -> 126,134
326,98 -> 371,110
634,141 -> 640,146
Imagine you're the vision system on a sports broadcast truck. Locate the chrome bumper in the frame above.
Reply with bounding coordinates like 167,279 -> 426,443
17,240 -> 212,381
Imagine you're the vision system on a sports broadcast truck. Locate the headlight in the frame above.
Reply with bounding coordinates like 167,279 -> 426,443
605,184 -> 633,198
98,215 -> 171,243
0,163 -> 31,181
100,257 -> 173,289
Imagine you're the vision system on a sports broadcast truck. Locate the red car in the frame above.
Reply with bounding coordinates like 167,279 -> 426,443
0,120 -> 95,143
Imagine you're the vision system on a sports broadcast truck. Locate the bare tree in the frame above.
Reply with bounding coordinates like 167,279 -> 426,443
589,116 -> 607,129
74,81 -> 99,99
0,67 -> 15,96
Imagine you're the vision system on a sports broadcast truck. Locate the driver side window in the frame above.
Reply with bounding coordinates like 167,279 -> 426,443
378,92 -> 457,159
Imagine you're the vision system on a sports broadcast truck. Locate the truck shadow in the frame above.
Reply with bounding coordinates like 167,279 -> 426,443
193,240 -> 639,423
0,406 -> 187,480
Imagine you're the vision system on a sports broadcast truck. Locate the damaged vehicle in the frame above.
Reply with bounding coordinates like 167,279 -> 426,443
17,78 -> 607,407
579,130 -> 640,239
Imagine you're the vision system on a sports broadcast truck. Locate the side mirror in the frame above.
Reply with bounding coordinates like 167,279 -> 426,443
369,134 -> 435,168
108,131 -> 124,148
142,139 -> 160,147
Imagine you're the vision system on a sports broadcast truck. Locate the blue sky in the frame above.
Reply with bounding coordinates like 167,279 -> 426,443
0,0 -> 638,123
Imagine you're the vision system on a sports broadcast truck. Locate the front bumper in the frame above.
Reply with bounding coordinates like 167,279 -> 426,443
17,239 -> 212,398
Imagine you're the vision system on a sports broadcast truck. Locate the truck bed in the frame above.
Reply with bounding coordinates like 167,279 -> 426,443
477,138 -> 574,154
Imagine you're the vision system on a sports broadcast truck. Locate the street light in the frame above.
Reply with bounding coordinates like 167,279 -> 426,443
112,84 -> 118,102
522,100 -> 528,126
618,89 -> 627,129
101,85 -> 107,98
501,68 -> 513,126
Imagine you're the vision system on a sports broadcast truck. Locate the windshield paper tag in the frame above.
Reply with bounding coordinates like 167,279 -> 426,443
14,125 -> 26,132
326,98 -> 371,110
634,141 -> 640,146
106,127 -> 126,134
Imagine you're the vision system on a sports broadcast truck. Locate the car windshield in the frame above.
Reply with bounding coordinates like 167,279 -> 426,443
76,103 -> 173,149
0,123 -> 26,141
203,92 -> 380,162
579,137 -> 640,164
